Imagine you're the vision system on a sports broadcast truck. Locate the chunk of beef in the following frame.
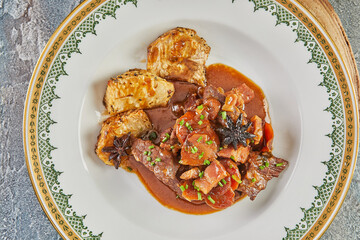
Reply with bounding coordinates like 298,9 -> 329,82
194,160 -> 228,194
205,175 -> 234,210
221,83 -> 255,123
175,111 -> 214,145
180,167 -> 201,180
175,111 -> 201,144
217,145 -> 250,163
203,85 -> 226,103
159,128 -> 181,155
206,188 -> 235,210
179,160 -> 240,210
249,115 -> 263,145
188,98 -> 222,122
222,93 -> 244,112
208,175 -> 232,196
180,126 -> 219,166
197,161 -> 238,210
220,159 -> 241,190
131,139 -> 180,192
172,93 -> 203,117
183,93 -> 201,112
255,153 -> 288,180
227,83 -> 255,104
221,93 -> 244,123
179,180 -> 205,203
237,152 -> 288,200
202,98 -> 221,121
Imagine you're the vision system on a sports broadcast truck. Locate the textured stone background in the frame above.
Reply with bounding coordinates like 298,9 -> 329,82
0,0 -> 359,239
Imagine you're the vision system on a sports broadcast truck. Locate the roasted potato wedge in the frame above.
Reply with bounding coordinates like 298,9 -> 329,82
147,27 -> 210,86
104,69 -> 174,115
95,110 -> 152,166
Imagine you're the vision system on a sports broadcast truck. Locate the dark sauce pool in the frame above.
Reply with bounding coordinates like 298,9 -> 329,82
126,63 -> 269,214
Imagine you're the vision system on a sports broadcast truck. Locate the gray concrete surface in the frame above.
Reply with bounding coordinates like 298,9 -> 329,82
0,0 -> 359,239
321,1 -> 360,239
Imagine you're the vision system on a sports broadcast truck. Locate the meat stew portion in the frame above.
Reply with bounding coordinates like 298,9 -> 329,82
95,27 -> 288,214
96,68 -> 288,212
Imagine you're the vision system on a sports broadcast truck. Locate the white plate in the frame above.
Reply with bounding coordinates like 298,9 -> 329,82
23,0 -> 358,239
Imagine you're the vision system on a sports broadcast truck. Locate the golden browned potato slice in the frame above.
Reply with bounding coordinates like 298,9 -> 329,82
95,110 -> 152,166
104,69 -> 175,115
147,27 -> 211,86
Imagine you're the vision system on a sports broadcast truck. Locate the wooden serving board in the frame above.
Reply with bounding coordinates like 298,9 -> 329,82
297,0 -> 360,109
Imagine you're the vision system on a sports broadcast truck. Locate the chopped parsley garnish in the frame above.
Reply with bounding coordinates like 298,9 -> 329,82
265,161 -> 269,167
221,179 -> 227,185
199,171 -> 204,178
203,159 -> 211,165
151,162 -> 155,166
200,115 -> 205,120
198,120 -> 203,125
218,181 -> 223,187
231,174 -> 242,184
221,111 -> 227,120
170,145 -> 175,149
155,157 -> 161,162
185,122 -> 193,131
197,192 -> 202,200
179,119 -> 185,126
259,165 -> 265,170
147,157 -> 152,162
191,146 -> 198,154
162,133 -> 170,142
197,136 -> 203,142
230,155 -> 235,160
207,196 -> 216,204
143,151 -> 148,155
252,178 -> 256,182
276,162 -> 284,167
193,183 -> 200,191
198,152 -> 204,159
197,105 -> 204,110
180,185 -> 185,192
149,145 -> 155,149
206,140 -> 213,145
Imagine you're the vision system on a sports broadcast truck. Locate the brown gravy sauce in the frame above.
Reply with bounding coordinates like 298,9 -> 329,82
129,63 -> 268,214
206,64 -> 268,120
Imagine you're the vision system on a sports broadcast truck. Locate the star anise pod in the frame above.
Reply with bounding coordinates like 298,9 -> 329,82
101,132 -> 131,169
217,114 -> 255,150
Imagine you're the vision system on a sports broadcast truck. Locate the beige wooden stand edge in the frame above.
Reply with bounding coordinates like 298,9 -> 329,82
297,0 -> 360,111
